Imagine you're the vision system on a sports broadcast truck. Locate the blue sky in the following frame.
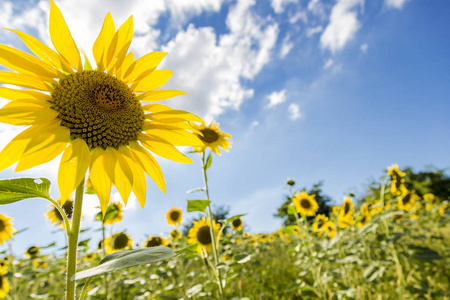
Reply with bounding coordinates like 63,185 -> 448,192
0,0 -> 449,254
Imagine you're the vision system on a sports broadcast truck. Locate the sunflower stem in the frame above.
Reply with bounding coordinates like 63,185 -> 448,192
201,152 -> 225,300
65,178 -> 85,300
101,222 -> 109,300
79,277 -> 92,300
48,197 -> 71,237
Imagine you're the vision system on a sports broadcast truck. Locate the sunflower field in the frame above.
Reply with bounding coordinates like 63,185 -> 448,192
0,1 -> 449,300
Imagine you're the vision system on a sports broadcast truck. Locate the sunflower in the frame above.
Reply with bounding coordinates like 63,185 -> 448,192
187,217 -> 220,253
32,259 -> 48,268
144,236 -> 168,248
0,273 -> 9,299
0,0 -> 204,214
83,252 -> 97,262
191,121 -> 231,155
0,214 -> 15,245
322,221 -> 336,238
312,214 -> 329,235
357,213 -> 371,228
231,218 -> 243,231
166,207 -> 183,226
424,193 -> 440,210
439,203 -> 449,216
293,190 -> 319,216
369,200 -> 383,216
46,199 -> 73,228
398,186 -> 418,212
0,260 -> 7,274
103,202 -> 124,225
25,246 -> 40,258
387,164 -> 406,195
169,229 -> 181,241
105,232 -> 133,254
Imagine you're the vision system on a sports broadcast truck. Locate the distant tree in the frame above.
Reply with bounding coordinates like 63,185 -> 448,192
274,180 -> 333,227
182,205 -> 230,237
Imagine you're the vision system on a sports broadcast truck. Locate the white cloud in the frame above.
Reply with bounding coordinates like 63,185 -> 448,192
323,58 -> 334,69
385,0 -> 411,9
289,10 -> 308,24
271,0 -> 298,14
360,43 -> 368,53
320,0 -> 364,53
288,103 -> 301,120
306,25 -> 323,37
280,34 -> 294,58
308,0 -> 326,18
266,89 -> 287,109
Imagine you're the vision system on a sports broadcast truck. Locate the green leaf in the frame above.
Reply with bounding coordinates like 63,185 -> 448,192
233,253 -> 251,264
0,178 -> 52,204
72,246 -> 176,281
287,205 -> 297,215
95,205 -> 119,223
205,153 -> 212,170
175,243 -> 199,255
187,200 -> 211,213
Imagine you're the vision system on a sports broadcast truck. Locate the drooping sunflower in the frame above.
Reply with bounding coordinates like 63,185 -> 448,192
231,218 -> 243,231
25,246 -> 40,258
105,232 -> 133,254
0,214 -> 15,245
83,252 -> 97,262
0,1 -> 204,214
191,121 -> 231,155
293,190 -> 319,216
103,202 -> 124,225
387,164 -> 406,195
46,199 -> 73,228
0,272 -> 9,299
187,217 -> 220,253
166,207 -> 183,226
169,229 -> 181,241
144,235 -> 168,248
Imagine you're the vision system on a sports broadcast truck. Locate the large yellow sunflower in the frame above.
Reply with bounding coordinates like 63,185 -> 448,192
187,217 -> 220,253
0,1 -> 204,214
191,121 -> 231,155
0,214 -> 15,245
292,190 -> 319,216
46,199 -> 73,229
105,232 -> 133,254
166,207 -> 183,226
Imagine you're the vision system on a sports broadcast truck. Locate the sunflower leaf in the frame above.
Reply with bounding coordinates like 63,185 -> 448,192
187,199 -> 211,213
287,205 -> 297,215
0,177 -> 52,204
205,153 -> 212,170
225,214 -> 246,225
175,243 -> 199,255
72,246 -> 176,281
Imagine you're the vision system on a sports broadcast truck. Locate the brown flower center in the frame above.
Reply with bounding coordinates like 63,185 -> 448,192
232,218 -> 242,228
113,233 -> 129,249
197,225 -> 212,245
0,220 -> 4,232
170,211 -> 180,221
300,199 -> 311,209
198,128 -> 219,144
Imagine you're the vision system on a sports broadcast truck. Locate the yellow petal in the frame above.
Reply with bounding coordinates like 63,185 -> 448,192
58,138 -> 91,203
118,146 -> 146,207
105,147 -> 133,204
92,12 -> 116,72
137,89 -> 189,101
138,133 -> 193,164
145,109 -> 204,123
143,120 -> 203,135
49,0 -> 81,71
129,141 -> 166,193
123,51 -> 166,83
115,52 -> 134,80
89,148 -> 112,214
0,87 -> 51,101
0,131 -> 30,171
131,70 -> 172,92
0,44 -> 60,80
0,71 -> 52,91
106,16 -> 133,74
0,99 -> 58,125
146,129 -> 203,146
7,28 -> 73,73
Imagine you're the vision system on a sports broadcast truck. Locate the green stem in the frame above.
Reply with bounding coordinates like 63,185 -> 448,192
79,277 -> 93,300
101,223 -> 109,300
7,241 -> 17,300
48,197 -> 71,236
65,178 -> 85,300
201,152 -> 225,300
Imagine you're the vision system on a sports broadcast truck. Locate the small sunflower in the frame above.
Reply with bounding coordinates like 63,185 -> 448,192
0,0 -> 204,214
0,260 -> 7,274
231,218 -> 244,231
0,273 -> 9,299
0,214 -> 15,245
166,207 -> 183,226
105,232 -> 133,254
398,186 -> 418,212
369,200 -> 383,216
312,214 -> 329,235
187,217 -> 220,253
32,259 -> 48,268
192,121 -> 232,155
46,199 -> 73,229
293,190 -> 319,216
144,235 -> 168,248
25,246 -> 40,258
424,193 -> 440,210
169,229 -> 181,241
357,214 -> 371,228
83,252 -> 97,262
439,203 -> 449,216
103,202 -> 124,225
322,221 -> 336,238
387,164 -> 406,195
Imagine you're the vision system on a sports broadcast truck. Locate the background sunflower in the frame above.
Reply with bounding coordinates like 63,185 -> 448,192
191,121 -> 231,155
187,217 -> 220,253
166,207 -> 183,226
0,214 -> 15,245
293,191 -> 319,216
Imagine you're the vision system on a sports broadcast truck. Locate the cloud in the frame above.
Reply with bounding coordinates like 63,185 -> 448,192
385,0 -> 411,9
308,0 -> 326,18
288,103 -> 301,120
280,34 -> 294,58
323,58 -> 334,69
320,0 -> 364,53
266,90 -> 287,109
271,0 -> 298,14
360,43 -> 368,53
306,25 -> 323,37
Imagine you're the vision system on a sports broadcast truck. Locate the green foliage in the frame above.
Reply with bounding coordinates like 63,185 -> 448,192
0,177 -> 52,204
186,199 -> 211,213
